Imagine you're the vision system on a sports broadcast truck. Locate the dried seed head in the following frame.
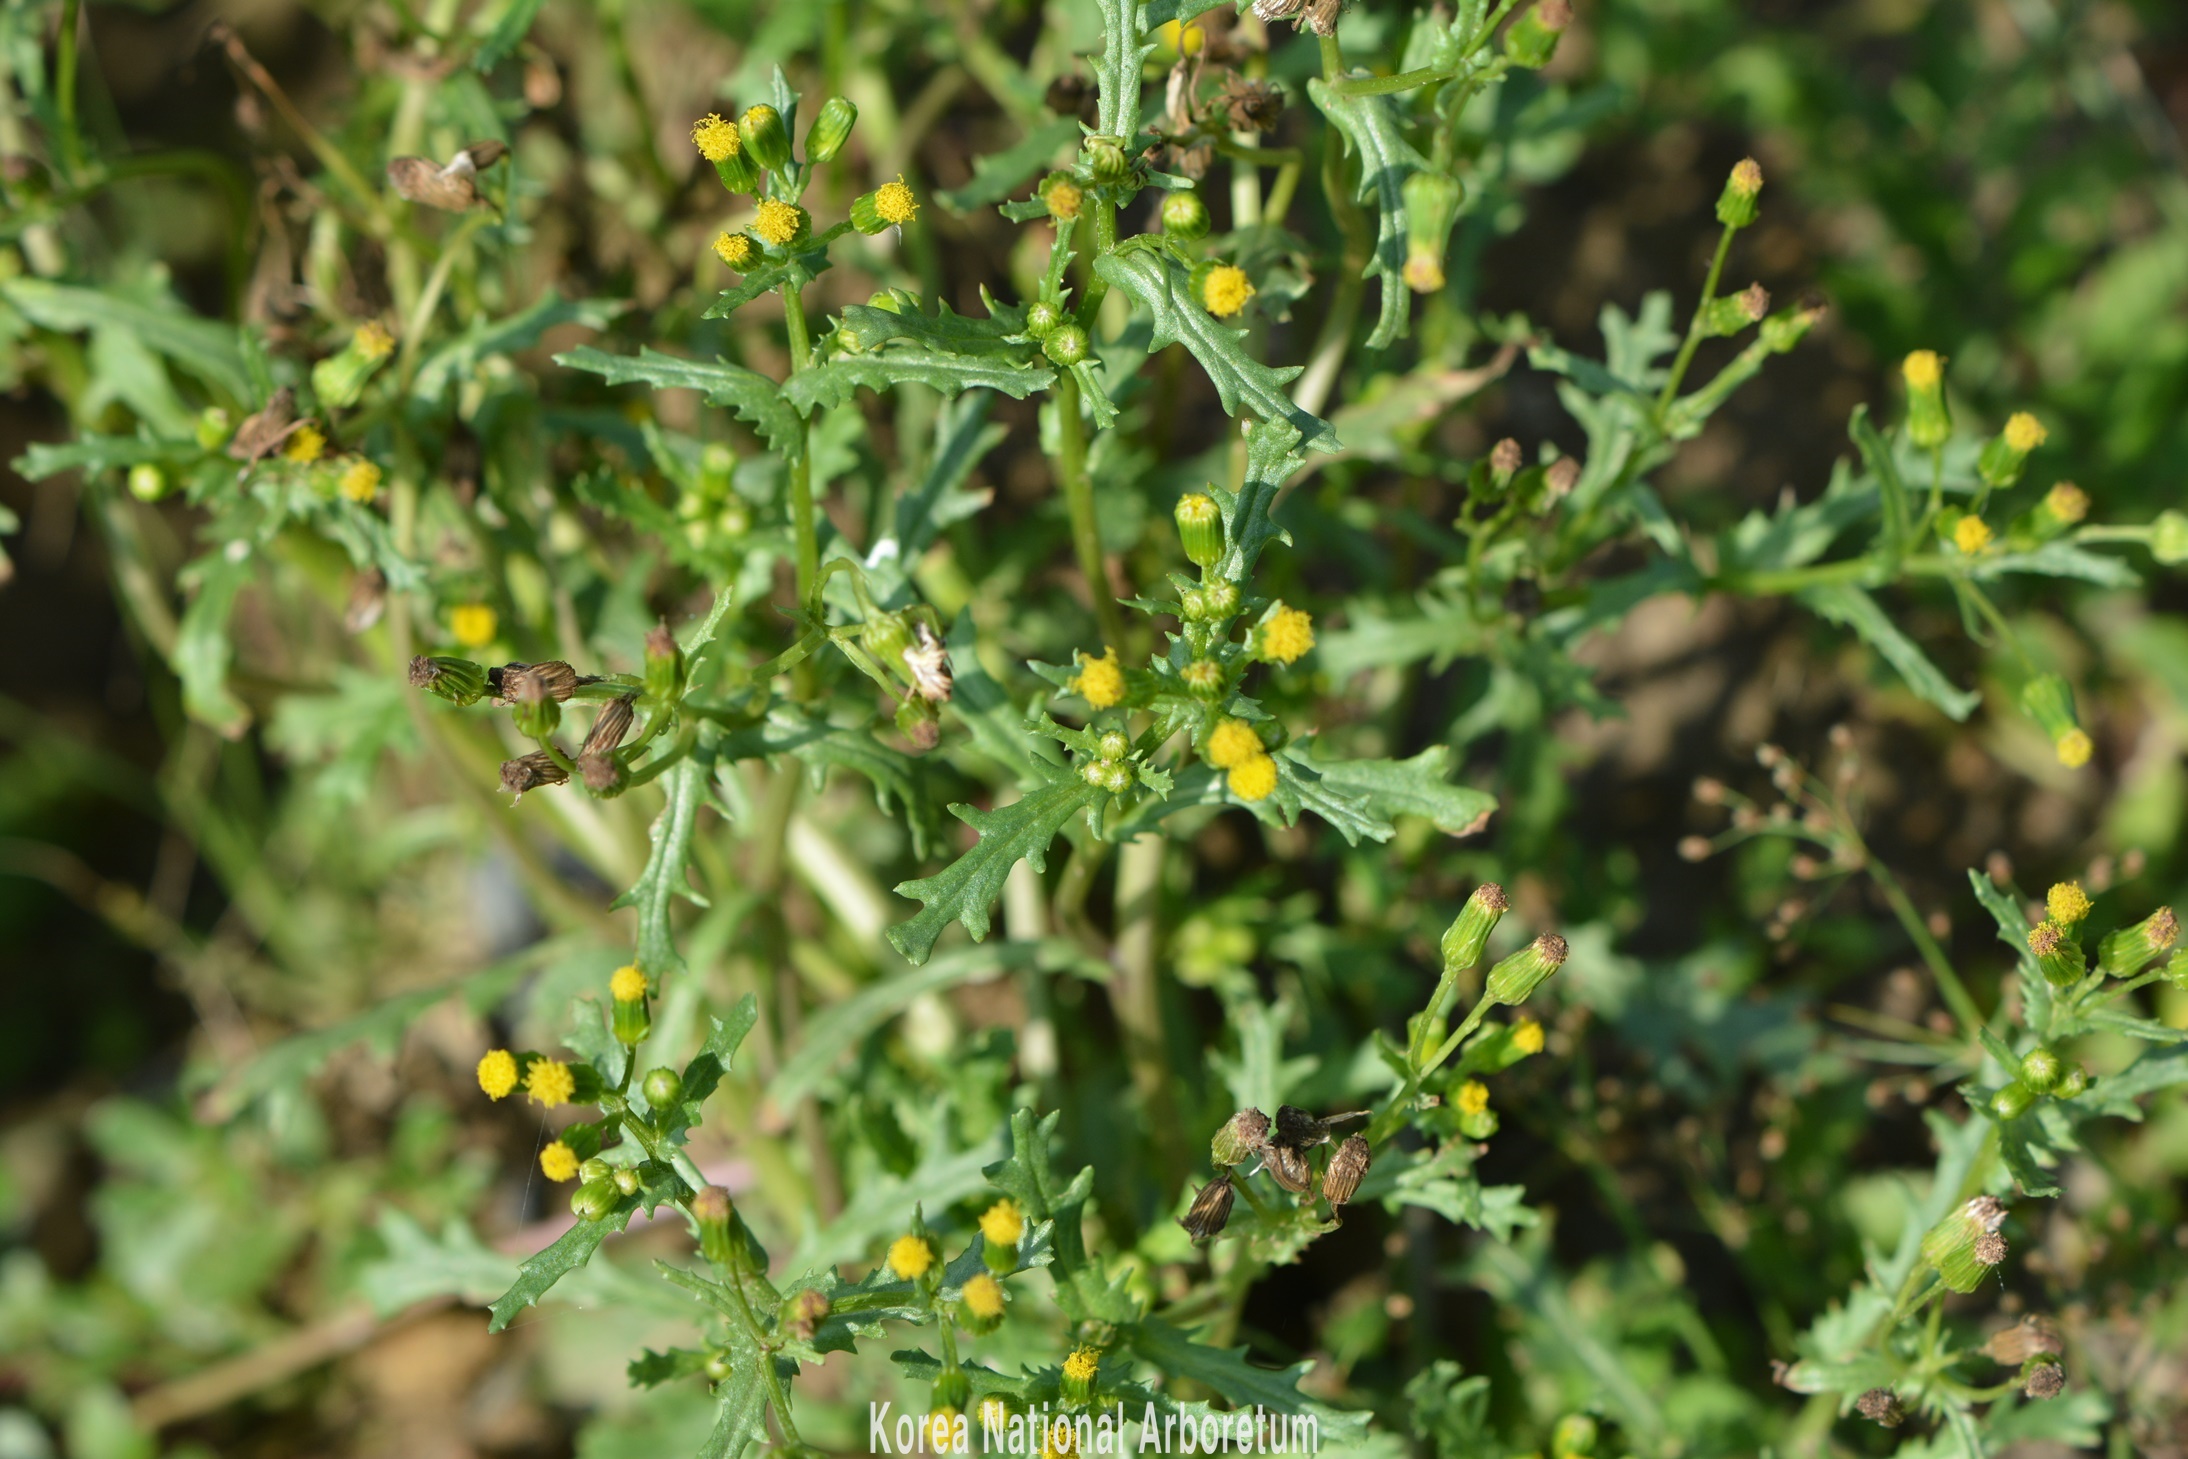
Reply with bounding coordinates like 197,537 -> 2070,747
2023,1362 -> 2066,1400
500,750 -> 568,800
499,660 -> 582,704
227,387 -> 309,463
1984,1315 -> 2064,1365
1679,836 -> 1714,862
1219,75 -> 1286,132
1321,1135 -> 1370,1207
582,696 -> 637,756
1265,1142 -> 1314,1193
1544,457 -> 1581,498
1490,438 -> 1523,477
1272,1104 -> 1329,1150
1855,1389 -> 1905,1428
579,753 -> 624,795
903,621 -> 955,703
1211,1108 -> 1271,1167
783,1286 -> 832,1339
1974,1230 -> 2008,1267
1179,1175 -> 1236,1243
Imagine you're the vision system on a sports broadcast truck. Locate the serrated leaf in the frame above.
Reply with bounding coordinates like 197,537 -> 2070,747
785,351 -> 1056,412
937,116 -> 1083,213
1093,250 -> 1338,452
610,756 -> 709,977
557,346 -> 802,454
1094,0 -> 1155,139
2,279 -> 250,399
983,1110 -> 1138,1326
1801,582 -> 1980,722
473,0 -> 543,70
837,303 -> 1034,360
1127,1317 -> 1313,1414
1308,80 -> 1429,349
1310,747 -> 1494,836
697,1356 -> 769,1459
794,724 -> 947,859
628,1347 -> 711,1388
887,777 -> 1100,963
413,292 -> 624,401
174,550 -> 253,737
1209,418 -> 1302,582
487,1211 -> 614,1331
703,254 -> 825,320
661,996 -> 761,1140
13,434 -> 181,481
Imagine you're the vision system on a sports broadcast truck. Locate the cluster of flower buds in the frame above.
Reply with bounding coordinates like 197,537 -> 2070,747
2020,879 -> 2179,1008
1187,1104 -> 1372,1240
694,92 -> 918,272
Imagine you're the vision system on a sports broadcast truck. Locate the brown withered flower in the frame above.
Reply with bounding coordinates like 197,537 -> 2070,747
387,140 -> 509,212
494,660 -> 582,705
1855,1389 -> 1904,1428
1984,1315 -> 2064,1365
2023,1362 -> 2065,1400
1218,75 -> 1286,133
1272,1104 -> 1329,1150
226,386 -> 312,463
1265,1143 -> 1314,1193
902,621 -> 954,703
1321,1135 -> 1370,1208
582,696 -> 637,757
1211,1108 -> 1271,1167
1178,1175 -> 1235,1243
782,1287 -> 833,1341
500,750 -> 568,800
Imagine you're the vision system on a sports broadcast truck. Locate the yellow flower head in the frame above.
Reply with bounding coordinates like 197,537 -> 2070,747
1902,350 -> 1943,391
1727,158 -> 1763,197
1044,178 -> 1083,221
2044,482 -> 2088,524
524,1057 -> 577,1108
693,113 -> 742,162
2055,728 -> 2093,768
1063,1348 -> 1100,1385
2046,882 -> 2092,926
610,964 -> 648,1003
1257,604 -> 1315,664
477,1049 -> 518,1100
540,1141 -> 580,1182
978,1198 -> 1025,1249
978,1397 -> 1011,1432
961,1271 -> 1006,1320
337,457 -> 382,503
1201,264 -> 1255,319
1044,1420 -> 1078,1459
1457,1079 -> 1490,1117
888,1232 -> 936,1281
450,603 -> 498,648
1227,752 -> 1278,802
1071,648 -> 1126,709
354,321 -> 395,360
714,230 -> 758,270
284,424 -> 326,464
2004,412 -> 2046,452
1205,718 -> 1263,770
1512,1018 -> 1544,1055
1953,515 -> 1993,555
753,198 -> 807,247
875,177 -> 919,227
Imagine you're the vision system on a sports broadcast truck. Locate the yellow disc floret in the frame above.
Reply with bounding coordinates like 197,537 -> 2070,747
1201,264 -> 1255,319
1227,752 -> 1278,802
753,198 -> 806,247
2046,882 -> 2092,926
450,603 -> 498,648
714,231 -> 757,270
354,321 -> 395,360
1512,1018 -> 1545,1055
477,1049 -> 519,1100
1071,648 -> 1126,709
888,1233 -> 936,1280
337,458 -> 382,503
1457,1079 -> 1490,1116
2044,482 -> 2088,523
1205,718 -> 1263,770
1044,178 -> 1083,221
1257,604 -> 1315,664
961,1272 -> 1006,1320
1953,516 -> 1993,555
1063,1348 -> 1100,1385
524,1057 -> 577,1108
978,1198 -> 1025,1248
978,1397 -> 1010,1432
2055,728 -> 2093,768
284,424 -> 326,464
540,1141 -> 580,1182
692,113 -> 741,162
875,177 -> 919,226
1902,350 -> 1942,390
610,964 -> 648,1003
2004,412 -> 2047,452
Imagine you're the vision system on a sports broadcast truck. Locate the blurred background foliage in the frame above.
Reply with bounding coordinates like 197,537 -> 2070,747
2,0 -> 2186,1456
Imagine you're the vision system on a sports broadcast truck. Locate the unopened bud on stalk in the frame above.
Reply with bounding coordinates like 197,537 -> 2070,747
2052,1063 -> 2089,1099
1162,190 -> 1211,241
127,462 -> 168,502
645,621 -> 685,704
1179,1174 -> 1236,1242
1715,157 -> 1764,228
313,322 -> 396,409
1855,1389 -> 1905,1428
1990,1081 -> 2037,1120
2153,510 -> 2188,565
978,1198 -> 1025,1273
1440,883 -> 1510,973
932,1369 -> 971,1414
1043,324 -> 1090,366
1920,1195 -> 2008,1292
1484,932 -> 1569,1006
691,1185 -> 737,1264
2018,1046 -> 2062,1093
1979,411 -> 2047,488
642,1066 -> 682,1110
1550,1414 -> 1598,1458
1175,493 -> 1223,567
1024,301 -> 1065,338
805,97 -> 857,164
195,407 -> 233,451
1901,350 -> 1951,448
571,1177 -> 620,1221
1702,283 -> 1771,337
2020,673 -> 2091,770
2097,906 -> 2177,978
1503,0 -> 1572,69
409,655 -> 487,706
738,105 -> 793,173
1212,1108 -> 1271,1167
1321,1135 -> 1370,1208
1083,135 -> 1129,183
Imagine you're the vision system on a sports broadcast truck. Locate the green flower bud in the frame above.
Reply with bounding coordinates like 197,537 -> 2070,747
805,97 -> 857,164
2053,1063 -> 2090,1099
612,991 -> 651,1046
739,104 -> 793,173
127,462 -> 168,502
1551,1414 -> 1599,1459
1484,932 -> 1567,1006
1440,883 -> 1510,974
644,621 -> 685,705
312,322 -> 396,409
1701,283 -> 1770,338
1211,1107 -> 1270,1167
408,655 -> 488,707
933,1370 -> 971,1413
691,1184 -> 737,1265
1502,0 -> 1573,69
1025,300 -> 1065,338
2153,509 -> 2188,565
1043,324 -> 1090,366
1714,157 -> 1764,229
1175,492 -> 1223,567
2018,1046 -> 2062,1094
613,1166 -> 641,1196
2164,948 -> 2188,991
1161,190 -> 1211,242
1919,1195 -> 2008,1292
2096,906 -> 2178,979
1179,658 -> 1224,700
1201,582 -> 1239,619
579,1156 -> 613,1183
1401,170 -> 1463,293
195,407 -> 233,451
1990,1081 -> 2038,1121
1901,351 -> 1951,450
1758,298 -> 1824,353
861,611 -> 914,678
642,1066 -> 683,1110
705,1350 -> 735,1382
572,1176 -> 621,1222
2026,919 -> 2086,988
1083,135 -> 1129,183
511,694 -> 560,739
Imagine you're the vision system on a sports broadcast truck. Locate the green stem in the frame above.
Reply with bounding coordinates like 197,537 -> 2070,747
780,284 -> 820,611
55,0 -> 84,180
1656,223 -> 1738,416
1055,371 -> 1128,650
1865,853 -> 1986,1038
